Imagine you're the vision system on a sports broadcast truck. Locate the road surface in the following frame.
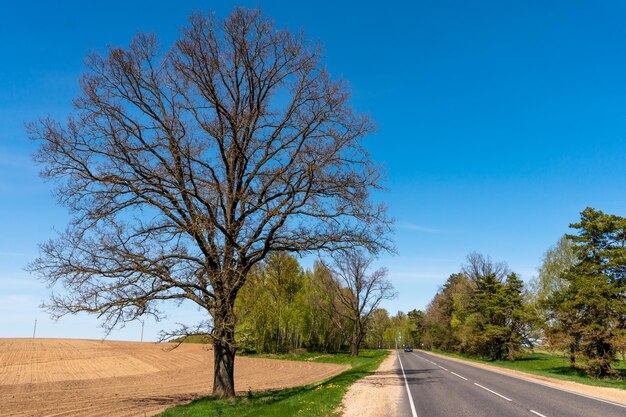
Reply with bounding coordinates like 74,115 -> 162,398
396,350 -> 626,417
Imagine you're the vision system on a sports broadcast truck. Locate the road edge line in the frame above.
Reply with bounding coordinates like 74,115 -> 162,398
397,352 -> 419,417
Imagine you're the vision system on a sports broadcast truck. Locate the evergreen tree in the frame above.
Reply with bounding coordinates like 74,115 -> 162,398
547,207 -> 626,377
465,272 -> 529,360
502,272 -> 535,359
465,273 -> 508,359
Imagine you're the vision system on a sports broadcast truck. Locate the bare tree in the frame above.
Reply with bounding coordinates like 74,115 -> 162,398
462,252 -> 511,282
326,250 -> 396,356
27,8 -> 391,398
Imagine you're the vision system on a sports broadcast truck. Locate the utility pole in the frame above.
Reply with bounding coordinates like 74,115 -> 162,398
140,320 -> 144,342
32,319 -> 37,339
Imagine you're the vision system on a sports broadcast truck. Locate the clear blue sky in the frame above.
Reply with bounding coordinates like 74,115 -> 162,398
2,0 -> 626,341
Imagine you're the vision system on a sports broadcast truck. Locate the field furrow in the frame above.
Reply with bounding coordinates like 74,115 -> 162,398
0,339 -> 348,417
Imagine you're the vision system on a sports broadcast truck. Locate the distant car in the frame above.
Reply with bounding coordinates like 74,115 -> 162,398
404,345 -> 413,352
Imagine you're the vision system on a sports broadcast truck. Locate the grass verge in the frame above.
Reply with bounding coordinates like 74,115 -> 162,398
156,349 -> 389,417
429,349 -> 626,390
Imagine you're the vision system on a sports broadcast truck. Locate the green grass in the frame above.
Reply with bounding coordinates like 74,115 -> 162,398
429,349 -> 626,390
156,349 -> 389,417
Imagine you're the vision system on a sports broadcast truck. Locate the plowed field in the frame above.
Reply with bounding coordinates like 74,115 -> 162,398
0,338 -> 348,417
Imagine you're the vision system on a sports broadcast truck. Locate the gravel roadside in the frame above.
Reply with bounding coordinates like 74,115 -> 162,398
338,350 -> 403,417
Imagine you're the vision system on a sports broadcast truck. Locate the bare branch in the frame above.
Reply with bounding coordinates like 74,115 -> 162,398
323,249 -> 396,355
27,7 -> 392,397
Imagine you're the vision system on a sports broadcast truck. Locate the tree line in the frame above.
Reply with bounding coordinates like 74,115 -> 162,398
233,250 -> 427,355
235,250 -> 397,356
417,253 -> 534,360
415,207 -> 626,379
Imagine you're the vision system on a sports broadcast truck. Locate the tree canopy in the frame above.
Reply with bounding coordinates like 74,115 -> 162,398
419,254 -> 534,360
545,207 -> 626,377
27,8 -> 391,397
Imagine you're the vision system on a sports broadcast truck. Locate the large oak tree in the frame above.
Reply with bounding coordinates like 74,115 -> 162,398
28,8 -> 390,397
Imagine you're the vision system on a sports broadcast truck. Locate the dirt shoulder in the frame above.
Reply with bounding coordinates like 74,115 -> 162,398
338,350 -> 403,417
423,350 -> 626,406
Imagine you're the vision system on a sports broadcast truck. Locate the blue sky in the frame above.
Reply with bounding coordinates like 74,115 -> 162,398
2,0 -> 626,341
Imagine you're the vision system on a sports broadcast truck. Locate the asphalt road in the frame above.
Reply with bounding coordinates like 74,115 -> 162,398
396,350 -> 626,417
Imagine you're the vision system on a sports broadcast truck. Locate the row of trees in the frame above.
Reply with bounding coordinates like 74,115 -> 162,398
363,308 -> 425,349
234,250 -> 430,356
417,207 -> 626,378
235,251 -> 421,355
235,250 -> 396,357
418,254 -> 534,360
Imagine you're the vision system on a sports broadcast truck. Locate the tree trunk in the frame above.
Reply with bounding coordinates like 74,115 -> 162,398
569,344 -> 576,368
350,321 -> 361,357
350,340 -> 359,356
212,299 -> 237,398
596,341 -> 614,378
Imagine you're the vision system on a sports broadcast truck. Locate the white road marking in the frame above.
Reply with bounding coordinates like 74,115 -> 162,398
498,372 -> 626,410
450,371 -> 468,381
398,353 -> 419,417
474,383 -> 512,401
529,410 -> 547,417
417,355 -> 447,370
419,351 -> 626,410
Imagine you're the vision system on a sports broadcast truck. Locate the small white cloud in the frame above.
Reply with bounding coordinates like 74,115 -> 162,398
397,222 -> 442,233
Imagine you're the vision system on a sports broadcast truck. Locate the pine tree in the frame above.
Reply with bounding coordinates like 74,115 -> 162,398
548,207 -> 626,377
465,273 -> 529,360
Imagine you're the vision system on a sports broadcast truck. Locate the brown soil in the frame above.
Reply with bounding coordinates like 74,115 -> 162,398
0,338 -> 348,417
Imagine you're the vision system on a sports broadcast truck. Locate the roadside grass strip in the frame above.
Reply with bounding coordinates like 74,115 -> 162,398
157,350 -> 388,417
